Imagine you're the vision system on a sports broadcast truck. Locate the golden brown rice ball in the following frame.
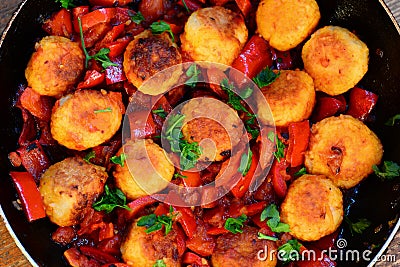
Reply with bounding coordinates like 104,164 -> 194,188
305,115 -> 383,189
180,6 -> 248,66
280,174 -> 343,242
25,36 -> 84,97
39,157 -> 107,227
256,0 -> 320,51
123,31 -> 182,95
302,26 -> 369,95
50,90 -> 124,151
121,219 -> 182,267
181,97 -> 245,162
113,139 -> 174,200
257,70 -> 315,127
212,226 -> 277,267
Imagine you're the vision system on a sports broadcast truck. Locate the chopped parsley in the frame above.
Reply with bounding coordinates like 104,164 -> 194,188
260,204 -> 290,233
153,259 -> 167,267
185,64 -> 200,88
174,173 -> 187,179
55,0 -> 75,9
83,151 -> 95,164
385,114 -> 400,126
94,107 -> 112,114
294,167 -> 307,177
267,132 -> 286,162
373,161 -> 400,180
257,232 -> 278,241
150,21 -> 175,42
110,153 -> 127,167
224,214 -> 247,234
152,106 -> 167,119
345,217 -> 371,235
278,239 -> 301,264
131,11 -> 145,24
137,207 -> 176,235
238,149 -> 253,176
93,185 -> 131,213
252,67 -> 280,88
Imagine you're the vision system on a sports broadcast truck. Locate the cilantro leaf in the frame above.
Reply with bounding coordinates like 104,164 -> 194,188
253,67 -> 280,88
111,153 -> 127,167
93,185 -> 131,213
55,0 -> 75,9
137,208 -> 176,235
153,259 -> 167,267
385,114 -> 400,126
152,106 -> 167,119
373,161 -> 400,180
150,21 -> 175,42
185,64 -> 200,88
345,217 -> 371,235
267,132 -> 286,161
83,151 -> 95,164
94,107 -> 112,114
91,48 -> 118,69
260,204 -> 290,233
238,149 -> 253,176
278,239 -> 301,264
131,11 -> 145,24
224,214 -> 247,234
294,167 -> 307,177
257,232 -> 278,241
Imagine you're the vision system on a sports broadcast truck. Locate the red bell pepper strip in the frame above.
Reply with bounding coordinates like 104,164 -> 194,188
271,159 -> 290,198
72,6 -> 90,33
17,140 -> 51,182
285,120 -> 310,167
186,222 -> 216,256
106,36 -> 131,58
179,169 -> 202,187
177,0 -> 203,12
174,206 -> 198,238
129,110 -> 157,139
9,172 -> 46,222
80,246 -> 118,264
42,8 -> 73,38
183,252 -> 210,266
346,87 -> 378,121
206,226 -> 230,235
231,35 -> 273,84
271,49 -> 293,70
89,0 -> 133,6
95,23 -> 126,51
19,87 -> 54,122
235,0 -> 252,17
81,8 -> 116,32
125,195 -> 159,219
311,95 -> 347,122
231,149 -> 258,198
105,56 -> 127,85
77,70 -> 105,89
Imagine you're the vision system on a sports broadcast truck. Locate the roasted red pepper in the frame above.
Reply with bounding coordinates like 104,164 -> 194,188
177,0 -> 203,11
129,110 -> 157,139
235,0 -> 252,17
183,252 -> 210,266
179,170 -> 202,187
206,226 -> 230,235
72,6 -> 89,33
80,246 -> 118,264
81,8 -> 116,32
95,23 -> 126,51
271,159 -> 290,198
9,172 -> 46,222
230,149 -> 258,198
105,56 -> 127,85
346,87 -> 378,121
271,49 -> 293,70
186,222 -> 216,257
126,195 -> 159,219
89,0 -> 133,6
19,87 -> 54,122
77,70 -> 105,89
106,36 -> 132,58
174,206 -> 198,238
286,120 -> 310,167
17,141 -> 51,182
311,95 -> 347,122
42,8 -> 73,38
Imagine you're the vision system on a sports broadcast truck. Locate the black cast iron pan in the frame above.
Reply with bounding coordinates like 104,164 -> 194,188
0,0 -> 399,266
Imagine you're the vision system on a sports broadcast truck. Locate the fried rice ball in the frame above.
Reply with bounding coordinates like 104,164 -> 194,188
180,6 -> 248,66
121,219 -> 182,267
302,26 -> 369,95
25,36 -> 84,97
305,115 -> 383,189
212,226 -> 277,267
256,0 -> 320,51
123,31 -> 183,95
50,90 -> 124,151
113,139 -> 174,200
257,70 -> 315,127
280,174 -> 343,241
39,157 -> 107,227
181,97 -> 245,162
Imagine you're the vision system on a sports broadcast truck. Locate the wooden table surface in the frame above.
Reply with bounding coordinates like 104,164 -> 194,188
1,0 -> 400,266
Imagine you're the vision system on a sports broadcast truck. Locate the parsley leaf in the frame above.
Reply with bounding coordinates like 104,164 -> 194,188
152,106 -> 167,119
131,11 -> 145,24
91,48 -> 118,69
278,239 -> 301,264
294,167 -> 307,177
185,64 -> 200,88
150,21 -> 175,42
260,204 -> 290,233
83,151 -> 95,164
110,153 -> 127,167
93,185 -> 131,213
181,0 -> 190,13
224,214 -> 247,234
137,209 -> 176,235
153,259 -> 167,267
345,217 -> 371,235
373,161 -> 400,180
174,173 -> 187,179
238,149 -> 253,176
385,114 -> 400,126
94,107 -> 112,114
253,67 -> 280,88
55,0 -> 75,9
267,132 -> 286,162
257,232 -> 278,241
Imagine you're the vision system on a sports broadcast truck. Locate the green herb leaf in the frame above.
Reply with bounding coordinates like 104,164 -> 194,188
83,151 -> 95,164
246,125 -> 260,140
179,140 -> 202,170
181,0 -> 190,13
137,214 -> 157,228
240,87 -> 254,99
253,67 -> 280,88
174,173 -> 187,179
257,232 -> 278,241
55,0 -> 75,9
238,149 -> 253,176
385,114 -> 400,126
152,106 -> 167,119
153,259 -> 167,267
294,167 -> 307,177
131,11 -> 145,24
224,214 -> 247,234
78,18 -> 90,68
185,64 -> 200,88
91,48 -> 118,69
94,107 -> 112,114
150,21 -> 174,42
373,161 -> 400,180
93,185 -> 131,213
137,208 -> 176,235
267,132 -> 286,161
260,204 -> 290,233
278,239 -> 301,264
345,217 -> 371,235
110,153 -> 127,167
